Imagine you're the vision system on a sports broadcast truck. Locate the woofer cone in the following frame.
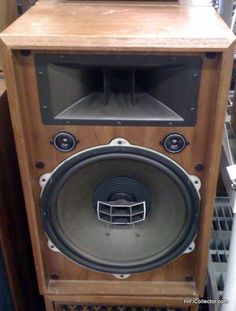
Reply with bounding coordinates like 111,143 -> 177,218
41,142 -> 200,274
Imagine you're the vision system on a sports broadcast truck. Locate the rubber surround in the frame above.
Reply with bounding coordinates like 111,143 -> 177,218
41,144 -> 200,274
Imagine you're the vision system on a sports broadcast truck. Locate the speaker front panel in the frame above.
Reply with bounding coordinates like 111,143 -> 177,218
11,50 -> 222,299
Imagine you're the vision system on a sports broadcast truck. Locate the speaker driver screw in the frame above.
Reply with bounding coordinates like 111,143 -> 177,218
20,49 -> 31,56
50,273 -> 59,280
35,161 -> 45,169
185,274 -> 193,282
195,164 -> 205,171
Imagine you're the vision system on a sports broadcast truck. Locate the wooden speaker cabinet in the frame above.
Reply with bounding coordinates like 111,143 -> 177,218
0,1 -> 235,311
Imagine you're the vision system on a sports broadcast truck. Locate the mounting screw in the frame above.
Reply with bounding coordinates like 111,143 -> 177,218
50,273 -> 59,280
195,163 -> 205,171
20,50 -> 32,57
205,52 -> 218,59
35,161 -> 45,169
185,274 -> 193,282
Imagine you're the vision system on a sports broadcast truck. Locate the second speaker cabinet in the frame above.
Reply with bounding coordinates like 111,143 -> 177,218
0,1 -> 235,310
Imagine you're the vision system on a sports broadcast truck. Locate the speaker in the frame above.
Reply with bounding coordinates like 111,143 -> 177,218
41,137 -> 200,275
0,1 -> 235,311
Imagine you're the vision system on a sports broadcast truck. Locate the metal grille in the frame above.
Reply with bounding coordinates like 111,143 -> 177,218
97,201 -> 146,225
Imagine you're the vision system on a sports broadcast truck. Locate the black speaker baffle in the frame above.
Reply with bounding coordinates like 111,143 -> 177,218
40,140 -> 200,274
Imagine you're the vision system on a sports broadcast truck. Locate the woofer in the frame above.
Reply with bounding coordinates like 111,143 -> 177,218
40,139 -> 200,274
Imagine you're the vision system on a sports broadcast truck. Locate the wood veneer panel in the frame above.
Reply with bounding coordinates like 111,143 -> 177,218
0,0 -> 17,69
0,45 -> 48,295
48,280 -> 197,296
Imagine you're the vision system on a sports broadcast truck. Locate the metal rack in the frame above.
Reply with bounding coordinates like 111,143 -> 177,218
207,120 -> 236,310
207,197 -> 233,311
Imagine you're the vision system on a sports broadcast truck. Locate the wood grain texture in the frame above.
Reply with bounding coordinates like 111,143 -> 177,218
0,0 -> 17,69
44,296 -> 54,311
0,0 -> 17,28
0,44 -> 47,295
47,280 -> 197,296
0,1 -> 234,51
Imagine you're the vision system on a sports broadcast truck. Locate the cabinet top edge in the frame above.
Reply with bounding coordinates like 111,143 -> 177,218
0,2 -> 235,51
